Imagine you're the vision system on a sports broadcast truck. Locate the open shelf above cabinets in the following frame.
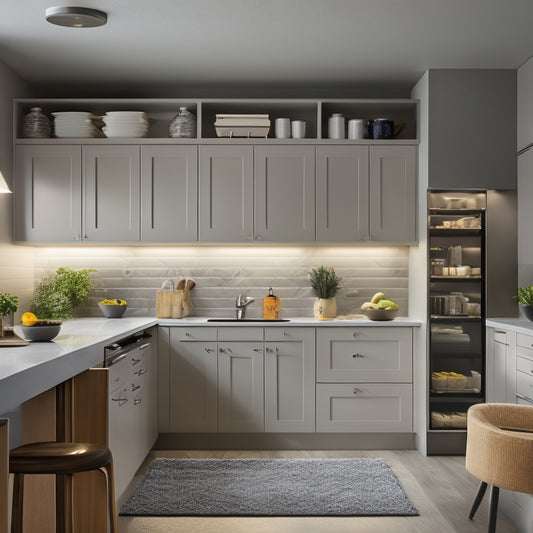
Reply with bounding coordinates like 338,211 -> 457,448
14,98 -> 419,143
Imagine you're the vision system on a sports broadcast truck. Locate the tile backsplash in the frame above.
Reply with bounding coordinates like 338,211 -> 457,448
33,245 -> 409,318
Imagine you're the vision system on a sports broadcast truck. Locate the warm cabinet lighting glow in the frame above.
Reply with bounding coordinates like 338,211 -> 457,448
0,172 -> 11,193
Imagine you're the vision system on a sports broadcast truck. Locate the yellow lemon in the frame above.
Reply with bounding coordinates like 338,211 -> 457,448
21,312 -> 38,326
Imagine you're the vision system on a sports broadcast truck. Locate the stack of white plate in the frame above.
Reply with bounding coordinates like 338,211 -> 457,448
52,112 -> 104,138
102,111 -> 149,138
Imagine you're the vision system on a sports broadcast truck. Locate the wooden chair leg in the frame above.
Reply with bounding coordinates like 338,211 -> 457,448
56,473 -> 74,533
11,473 -> 24,533
99,461 -> 118,533
488,485 -> 500,533
468,480 -> 488,520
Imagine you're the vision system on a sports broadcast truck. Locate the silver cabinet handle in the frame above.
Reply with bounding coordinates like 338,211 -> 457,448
131,384 -> 141,392
111,398 -> 128,407
353,387 -> 362,394
139,343 -> 151,351
352,332 -> 359,338
219,348 -> 233,354
134,369 -> 147,376
134,399 -> 142,405
352,353 -> 365,358
131,357 -> 141,366
204,347 -> 214,353
253,348 -> 262,352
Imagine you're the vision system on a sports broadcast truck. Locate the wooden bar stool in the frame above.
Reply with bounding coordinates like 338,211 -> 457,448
9,441 -> 118,533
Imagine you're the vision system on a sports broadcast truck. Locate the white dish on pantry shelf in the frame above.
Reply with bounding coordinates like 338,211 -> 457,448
215,126 -> 270,138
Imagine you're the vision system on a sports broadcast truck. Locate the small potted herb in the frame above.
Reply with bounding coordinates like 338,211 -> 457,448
308,266 -> 342,320
0,293 -> 18,337
515,286 -> 533,322
30,267 -> 96,319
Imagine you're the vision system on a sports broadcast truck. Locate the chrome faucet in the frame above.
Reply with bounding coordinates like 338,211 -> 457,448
235,294 -> 255,319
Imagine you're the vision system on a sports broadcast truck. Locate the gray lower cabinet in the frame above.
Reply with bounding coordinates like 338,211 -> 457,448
254,145 -> 316,242
83,145 -> 141,242
264,327 -> 315,432
167,327 -> 218,432
198,145 -> 254,242
316,145 -> 417,243
141,145 -> 198,242
316,327 -> 413,432
218,341 -> 264,432
14,145 -> 82,242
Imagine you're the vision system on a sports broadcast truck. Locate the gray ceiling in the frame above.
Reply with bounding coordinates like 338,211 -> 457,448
2,0 -> 533,97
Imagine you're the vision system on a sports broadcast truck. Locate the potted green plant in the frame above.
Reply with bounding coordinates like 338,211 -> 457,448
30,267 -> 96,320
515,286 -> 533,322
0,293 -> 18,337
308,266 -> 342,320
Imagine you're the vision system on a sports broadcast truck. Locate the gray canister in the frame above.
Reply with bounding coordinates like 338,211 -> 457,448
447,244 -> 462,266
328,113 -> 345,139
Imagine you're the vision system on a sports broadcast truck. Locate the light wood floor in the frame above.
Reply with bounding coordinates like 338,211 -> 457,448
117,450 -> 518,533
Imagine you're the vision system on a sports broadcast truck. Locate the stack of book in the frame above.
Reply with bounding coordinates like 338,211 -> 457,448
214,114 -> 270,138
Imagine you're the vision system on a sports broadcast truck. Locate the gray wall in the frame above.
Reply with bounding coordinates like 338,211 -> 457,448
0,60 -> 34,324
428,69 -> 517,190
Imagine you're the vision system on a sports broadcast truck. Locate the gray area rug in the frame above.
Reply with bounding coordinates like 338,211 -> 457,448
120,457 -> 419,517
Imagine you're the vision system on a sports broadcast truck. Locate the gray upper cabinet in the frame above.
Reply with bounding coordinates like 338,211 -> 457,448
316,145 -> 416,243
141,145 -> 198,242
199,145 -> 254,242
83,145 -> 141,242
14,145 -> 82,242
316,145 -> 369,242
369,145 -> 417,243
254,145 -> 316,242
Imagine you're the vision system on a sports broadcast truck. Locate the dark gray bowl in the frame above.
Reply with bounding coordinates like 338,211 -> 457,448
520,304 -> 533,322
20,324 -> 61,342
99,303 -> 127,318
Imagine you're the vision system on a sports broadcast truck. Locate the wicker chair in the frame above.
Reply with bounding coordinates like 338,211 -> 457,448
465,403 -> 533,533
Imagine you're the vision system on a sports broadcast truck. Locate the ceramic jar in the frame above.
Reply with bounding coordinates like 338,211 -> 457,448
328,114 -> 345,139
169,107 -> 196,138
23,107 -> 51,138
313,297 -> 337,320
372,118 -> 394,139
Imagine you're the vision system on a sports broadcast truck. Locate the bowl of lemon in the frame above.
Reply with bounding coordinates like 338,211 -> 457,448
20,312 -> 62,341
98,299 -> 127,318
360,292 -> 400,321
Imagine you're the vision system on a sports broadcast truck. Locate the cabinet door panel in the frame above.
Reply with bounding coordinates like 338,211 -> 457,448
199,145 -> 253,242
141,145 -> 197,242
316,145 -> 369,242
369,146 -> 416,243
264,328 -> 315,432
83,145 -> 140,242
14,145 -> 82,242
218,342 -> 264,432
316,383 -> 412,432
317,327 -> 412,382
254,146 -> 315,242
168,334 -> 217,432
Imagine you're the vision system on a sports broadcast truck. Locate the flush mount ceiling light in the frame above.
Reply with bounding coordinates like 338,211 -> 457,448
45,6 -> 107,28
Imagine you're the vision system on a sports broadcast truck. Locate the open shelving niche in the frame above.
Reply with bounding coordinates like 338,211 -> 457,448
13,98 -> 418,144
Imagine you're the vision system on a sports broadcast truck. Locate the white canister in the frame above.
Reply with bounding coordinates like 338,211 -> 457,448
348,119 -> 366,139
275,118 -> 291,139
291,120 -> 306,139
328,113 -> 345,139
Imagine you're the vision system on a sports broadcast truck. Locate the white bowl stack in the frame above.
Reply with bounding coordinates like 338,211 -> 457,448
102,111 -> 149,138
52,112 -> 104,138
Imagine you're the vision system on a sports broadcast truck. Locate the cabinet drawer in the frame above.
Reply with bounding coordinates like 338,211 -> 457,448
264,327 -> 309,342
171,327 -> 217,342
517,332 -> 533,350
516,370 -> 533,402
517,355 -> 533,377
493,329 -> 509,345
316,383 -> 412,432
316,327 -> 412,382
218,327 -> 263,341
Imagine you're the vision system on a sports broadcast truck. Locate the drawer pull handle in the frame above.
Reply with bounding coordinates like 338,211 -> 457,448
283,331 -> 288,336
139,343 -> 151,351
131,384 -> 141,392
204,347 -> 214,353
131,357 -> 141,366
134,399 -> 142,405
253,348 -> 262,352
111,398 -> 128,407
353,387 -> 362,394
353,333 -> 359,338
352,353 -> 364,358
135,369 -> 147,376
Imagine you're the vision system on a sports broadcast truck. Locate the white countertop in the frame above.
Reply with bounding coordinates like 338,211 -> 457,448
0,315 -> 420,414
486,317 -> 533,335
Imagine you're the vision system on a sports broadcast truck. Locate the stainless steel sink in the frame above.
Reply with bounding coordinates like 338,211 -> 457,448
206,318 -> 290,322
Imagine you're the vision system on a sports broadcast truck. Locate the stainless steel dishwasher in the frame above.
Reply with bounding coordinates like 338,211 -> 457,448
104,331 -> 154,500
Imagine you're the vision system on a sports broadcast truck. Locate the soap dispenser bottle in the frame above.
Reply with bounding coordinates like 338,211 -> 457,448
262,287 -> 280,320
